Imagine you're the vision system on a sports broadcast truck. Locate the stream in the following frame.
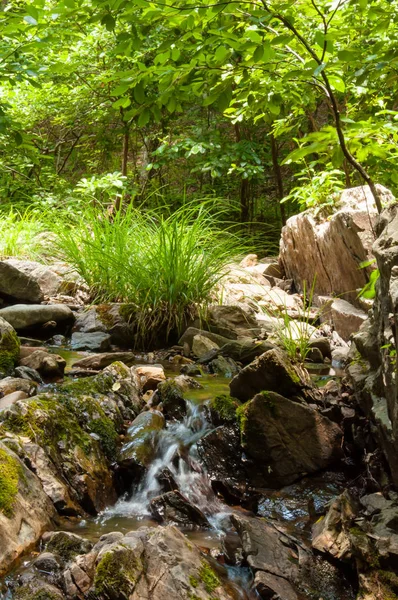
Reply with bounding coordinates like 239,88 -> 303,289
0,347 -> 351,600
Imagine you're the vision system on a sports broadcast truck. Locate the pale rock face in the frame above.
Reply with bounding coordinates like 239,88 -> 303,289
0,442 -> 56,576
132,364 -> 166,392
280,184 -> 395,302
192,334 -> 220,358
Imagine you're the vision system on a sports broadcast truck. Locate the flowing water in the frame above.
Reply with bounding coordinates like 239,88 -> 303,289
0,349 -> 352,599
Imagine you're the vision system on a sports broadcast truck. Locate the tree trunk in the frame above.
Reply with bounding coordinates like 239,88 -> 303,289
270,133 -> 286,226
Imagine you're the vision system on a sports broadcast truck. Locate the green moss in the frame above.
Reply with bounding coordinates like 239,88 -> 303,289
0,447 -> 21,517
210,394 -> 241,422
15,587 -> 62,600
46,532 -> 88,561
94,547 -> 141,597
0,327 -> 20,376
236,402 -> 248,442
199,560 -> 220,594
89,417 -> 118,461
189,576 -> 199,588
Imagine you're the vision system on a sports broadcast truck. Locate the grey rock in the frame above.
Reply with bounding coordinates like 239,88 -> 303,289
71,352 -> 135,370
70,331 -> 111,352
0,304 -> 74,330
14,365 -> 43,383
0,261 -> 43,303
150,490 -> 210,528
20,350 -> 66,379
331,298 -> 368,342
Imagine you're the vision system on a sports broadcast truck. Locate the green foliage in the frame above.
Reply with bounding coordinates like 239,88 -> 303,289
55,202 -> 243,347
263,279 -> 320,362
358,260 -> 380,300
282,163 -> 345,216
0,208 -> 49,259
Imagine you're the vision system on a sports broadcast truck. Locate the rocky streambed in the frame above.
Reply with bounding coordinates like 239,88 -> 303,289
0,334 -> 389,600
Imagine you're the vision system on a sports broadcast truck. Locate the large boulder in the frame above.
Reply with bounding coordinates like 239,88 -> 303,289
237,392 -> 343,486
0,304 -> 74,330
280,184 -> 394,302
150,490 -> 210,528
71,352 -> 136,370
0,261 -> 43,303
348,203 -> 398,486
331,299 -> 368,341
0,441 -> 56,576
229,348 -> 313,402
0,317 -> 20,377
19,350 -> 66,380
3,259 -> 63,298
205,304 -> 260,339
232,513 -> 354,600
121,410 -> 165,468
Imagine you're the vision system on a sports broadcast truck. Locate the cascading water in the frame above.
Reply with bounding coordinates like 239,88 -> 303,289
102,401 -> 230,530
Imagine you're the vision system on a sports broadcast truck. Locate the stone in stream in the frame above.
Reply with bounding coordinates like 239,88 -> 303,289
0,304 -> 74,330
70,331 -> 112,352
331,298 -> 368,342
231,513 -> 354,600
229,347 -> 313,403
192,333 -> 220,357
19,349 -> 66,380
120,410 -> 165,469
237,392 -> 343,487
205,304 -> 261,339
156,379 -> 187,419
132,364 -> 166,392
0,441 -> 56,577
150,490 -> 210,528
0,317 -> 20,377
0,377 -> 37,397
71,351 -> 136,370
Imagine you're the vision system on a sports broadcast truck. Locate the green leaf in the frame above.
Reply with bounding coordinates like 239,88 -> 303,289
14,131 -> 23,146
215,46 -> 228,63
110,84 -> 130,96
138,108 -> 150,126
101,13 -> 115,31
171,47 -> 181,61
253,45 -> 264,62
133,83 -> 145,104
112,97 -> 131,109
328,75 -> 346,93
338,49 -> 359,62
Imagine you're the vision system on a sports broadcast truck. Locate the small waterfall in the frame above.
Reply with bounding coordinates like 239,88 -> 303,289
103,402 -> 229,528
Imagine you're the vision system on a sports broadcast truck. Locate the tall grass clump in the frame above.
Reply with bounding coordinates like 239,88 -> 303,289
0,208 -> 50,259
55,202 -> 243,347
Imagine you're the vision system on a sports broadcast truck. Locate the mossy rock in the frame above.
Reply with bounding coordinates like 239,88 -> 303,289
121,411 -> 165,467
0,445 -> 22,517
209,394 -> 241,425
157,379 -> 187,419
0,317 -> 20,377
94,544 -> 143,598
45,531 -> 92,561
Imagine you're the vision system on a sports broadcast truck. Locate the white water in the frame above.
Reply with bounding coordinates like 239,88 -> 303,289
102,402 -> 230,529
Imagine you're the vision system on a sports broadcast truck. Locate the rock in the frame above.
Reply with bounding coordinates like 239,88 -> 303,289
14,577 -> 64,600
0,441 -> 56,576
229,348 -> 313,402
71,352 -> 136,370
86,525 -> 234,600
209,355 -> 239,377
0,377 -> 37,397
232,513 -> 353,600
0,365 -> 136,515
259,287 -> 303,311
312,490 -> 358,561
70,331 -> 112,352
0,261 -> 44,303
132,364 -> 166,392
261,261 -> 283,278
19,350 -> 66,380
33,551 -> 62,572
0,317 -> 20,377
308,336 -> 331,359
0,304 -> 74,330
238,392 -> 343,486
14,365 -> 43,383
331,298 -> 368,341
240,253 -> 258,267
197,425 -> 252,504
331,346 -> 350,366
180,363 -> 202,376
173,374 -> 202,390
192,334 -> 220,358
208,394 -> 241,426
4,259 -> 64,298
156,379 -> 187,419
121,410 -> 165,468
0,391 -> 28,410
150,490 -> 210,528
306,347 -> 324,363
206,304 -> 260,339
215,339 -> 275,365
348,203 -> 398,486
280,184 -> 394,301
179,327 -> 234,349
43,531 -> 92,561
